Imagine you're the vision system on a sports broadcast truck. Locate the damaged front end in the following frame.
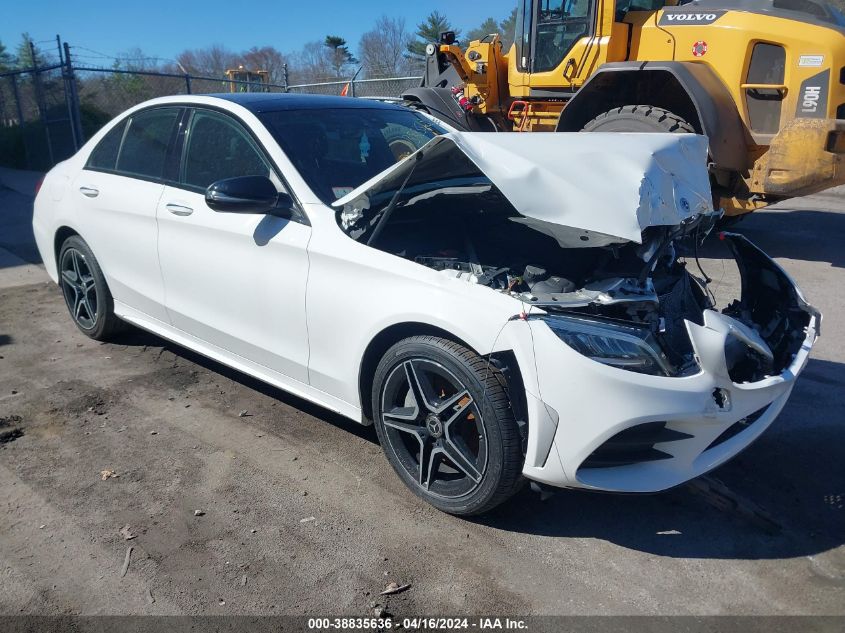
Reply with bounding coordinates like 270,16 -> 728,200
334,132 -> 820,488
333,132 -> 818,384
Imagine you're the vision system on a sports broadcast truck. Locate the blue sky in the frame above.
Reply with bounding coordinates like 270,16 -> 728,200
3,0 -> 517,65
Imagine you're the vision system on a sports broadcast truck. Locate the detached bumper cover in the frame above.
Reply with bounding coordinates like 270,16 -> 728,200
521,234 -> 820,492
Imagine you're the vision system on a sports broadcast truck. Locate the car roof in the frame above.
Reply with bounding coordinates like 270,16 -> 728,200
208,92 -> 408,114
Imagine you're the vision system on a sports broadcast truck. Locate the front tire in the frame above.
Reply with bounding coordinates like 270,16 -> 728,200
581,105 -> 695,133
372,336 -> 524,516
58,235 -> 125,341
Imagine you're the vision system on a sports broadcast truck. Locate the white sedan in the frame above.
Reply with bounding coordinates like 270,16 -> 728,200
32,94 -> 820,515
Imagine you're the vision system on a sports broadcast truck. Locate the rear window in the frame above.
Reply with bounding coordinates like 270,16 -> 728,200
259,107 -> 444,204
115,108 -> 181,180
86,120 -> 127,171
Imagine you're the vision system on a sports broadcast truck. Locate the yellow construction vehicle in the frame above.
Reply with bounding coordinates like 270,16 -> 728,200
225,67 -> 270,92
403,0 -> 845,217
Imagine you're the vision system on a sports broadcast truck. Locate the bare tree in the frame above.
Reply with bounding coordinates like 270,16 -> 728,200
176,44 -> 236,78
114,47 -> 160,72
289,40 -> 333,84
358,16 -> 414,79
241,46 -> 288,84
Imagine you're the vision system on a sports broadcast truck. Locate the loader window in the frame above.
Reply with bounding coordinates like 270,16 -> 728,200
615,0 -> 666,21
515,0 -> 533,71
532,0 -> 595,73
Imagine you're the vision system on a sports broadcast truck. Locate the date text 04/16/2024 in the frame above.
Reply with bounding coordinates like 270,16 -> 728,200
307,617 -> 529,630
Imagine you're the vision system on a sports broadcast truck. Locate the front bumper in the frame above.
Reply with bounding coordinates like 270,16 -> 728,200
751,117 -> 845,199
519,234 -> 820,492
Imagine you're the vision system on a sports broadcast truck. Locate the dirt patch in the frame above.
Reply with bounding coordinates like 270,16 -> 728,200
0,414 -> 24,443
45,384 -> 121,418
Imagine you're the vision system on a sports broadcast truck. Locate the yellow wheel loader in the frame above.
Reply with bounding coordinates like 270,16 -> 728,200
402,0 -> 845,217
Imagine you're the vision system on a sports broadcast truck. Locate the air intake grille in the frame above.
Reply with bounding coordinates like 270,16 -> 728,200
581,422 -> 692,469
705,405 -> 770,451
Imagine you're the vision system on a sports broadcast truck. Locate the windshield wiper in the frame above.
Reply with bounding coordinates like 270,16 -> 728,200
366,152 -> 422,247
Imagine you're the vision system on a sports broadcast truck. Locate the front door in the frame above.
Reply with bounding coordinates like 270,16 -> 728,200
529,0 -> 599,89
156,107 -> 311,384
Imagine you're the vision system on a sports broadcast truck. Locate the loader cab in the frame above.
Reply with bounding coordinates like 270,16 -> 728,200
510,0 -> 669,94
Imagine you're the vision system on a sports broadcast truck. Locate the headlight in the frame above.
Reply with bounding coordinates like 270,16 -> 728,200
537,314 -> 674,376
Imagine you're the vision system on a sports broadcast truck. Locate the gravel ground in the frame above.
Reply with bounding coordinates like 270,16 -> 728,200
0,171 -> 843,616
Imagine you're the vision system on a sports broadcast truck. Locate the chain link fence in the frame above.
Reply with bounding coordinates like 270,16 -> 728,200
286,76 -> 422,99
0,40 -> 423,172
0,64 -> 78,171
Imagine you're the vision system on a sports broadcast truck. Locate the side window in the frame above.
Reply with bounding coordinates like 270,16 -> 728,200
115,108 -> 180,180
182,110 -> 271,190
515,0 -> 533,71
532,0 -> 595,73
86,119 -> 127,171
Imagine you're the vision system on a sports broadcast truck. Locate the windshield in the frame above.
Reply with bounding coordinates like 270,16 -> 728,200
259,107 -> 445,204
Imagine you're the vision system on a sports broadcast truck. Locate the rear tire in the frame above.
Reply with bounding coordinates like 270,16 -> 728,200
58,235 -> 125,341
581,105 -> 695,134
372,336 -> 524,516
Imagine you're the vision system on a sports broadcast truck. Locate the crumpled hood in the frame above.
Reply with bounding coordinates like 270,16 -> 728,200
333,131 -> 714,246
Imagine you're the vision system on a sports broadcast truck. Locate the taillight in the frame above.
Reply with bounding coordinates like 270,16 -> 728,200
34,177 -> 45,197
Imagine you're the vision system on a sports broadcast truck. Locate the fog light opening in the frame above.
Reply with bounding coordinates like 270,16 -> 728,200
712,388 -> 731,411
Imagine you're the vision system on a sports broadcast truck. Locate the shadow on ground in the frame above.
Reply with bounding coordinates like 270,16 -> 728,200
110,327 -> 845,562
112,327 -> 379,446
479,355 -> 845,560
704,207 -> 845,268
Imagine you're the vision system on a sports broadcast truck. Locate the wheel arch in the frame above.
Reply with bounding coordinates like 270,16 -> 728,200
53,225 -> 81,276
556,62 -> 751,171
357,321 -> 527,434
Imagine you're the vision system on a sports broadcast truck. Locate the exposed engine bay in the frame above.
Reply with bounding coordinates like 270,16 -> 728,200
335,133 -> 818,383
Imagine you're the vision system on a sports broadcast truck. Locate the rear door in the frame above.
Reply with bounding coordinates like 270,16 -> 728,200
72,106 -> 182,322
156,107 -> 311,383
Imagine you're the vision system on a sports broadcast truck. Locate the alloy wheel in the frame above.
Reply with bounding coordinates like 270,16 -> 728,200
60,248 -> 98,330
380,358 -> 488,499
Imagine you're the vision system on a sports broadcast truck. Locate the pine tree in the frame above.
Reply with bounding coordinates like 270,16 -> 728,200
0,40 -> 14,71
16,32 -> 44,69
324,35 -> 357,79
466,18 -> 501,44
407,11 -> 461,58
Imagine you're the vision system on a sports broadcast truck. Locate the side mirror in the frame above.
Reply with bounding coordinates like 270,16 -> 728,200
206,176 -> 294,218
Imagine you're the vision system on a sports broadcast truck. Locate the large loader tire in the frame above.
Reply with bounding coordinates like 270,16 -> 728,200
581,105 -> 695,134
581,105 -> 744,227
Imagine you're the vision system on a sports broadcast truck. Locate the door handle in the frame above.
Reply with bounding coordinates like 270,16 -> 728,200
166,203 -> 194,217
563,58 -> 577,80
79,186 -> 99,198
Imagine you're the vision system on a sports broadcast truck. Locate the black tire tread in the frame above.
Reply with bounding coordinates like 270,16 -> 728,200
582,105 -> 695,133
